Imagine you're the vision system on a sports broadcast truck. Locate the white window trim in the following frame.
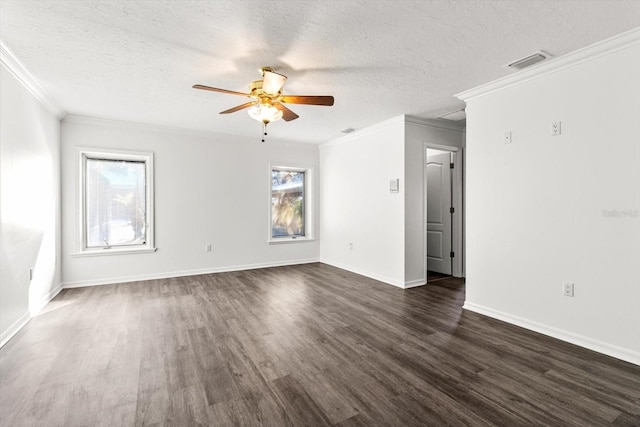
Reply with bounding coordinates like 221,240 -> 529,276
73,147 -> 156,257
269,163 -> 315,244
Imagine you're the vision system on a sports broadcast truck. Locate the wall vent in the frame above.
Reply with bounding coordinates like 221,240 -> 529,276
506,51 -> 551,70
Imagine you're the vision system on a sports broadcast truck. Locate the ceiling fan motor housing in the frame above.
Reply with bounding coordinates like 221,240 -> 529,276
192,67 -> 333,130
249,80 -> 281,98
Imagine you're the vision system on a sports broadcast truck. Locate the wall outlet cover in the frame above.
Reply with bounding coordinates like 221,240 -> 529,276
563,282 -> 574,297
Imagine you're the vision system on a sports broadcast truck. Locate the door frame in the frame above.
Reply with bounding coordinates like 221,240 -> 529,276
424,142 -> 464,278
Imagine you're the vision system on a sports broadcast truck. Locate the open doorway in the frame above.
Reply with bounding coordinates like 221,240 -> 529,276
425,146 -> 463,282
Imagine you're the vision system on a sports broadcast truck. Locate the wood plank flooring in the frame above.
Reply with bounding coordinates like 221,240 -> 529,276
1,263 -> 639,426
426,270 -> 452,283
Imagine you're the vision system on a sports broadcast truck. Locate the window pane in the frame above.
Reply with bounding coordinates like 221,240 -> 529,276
271,169 -> 305,237
86,158 -> 146,247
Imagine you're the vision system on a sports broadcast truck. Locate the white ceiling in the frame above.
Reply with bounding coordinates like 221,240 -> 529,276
1,0 -> 639,144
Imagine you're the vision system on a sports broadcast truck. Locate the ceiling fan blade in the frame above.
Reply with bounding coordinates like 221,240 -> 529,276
262,70 -> 287,95
280,95 -> 334,106
193,84 -> 251,97
274,103 -> 299,121
219,101 -> 258,114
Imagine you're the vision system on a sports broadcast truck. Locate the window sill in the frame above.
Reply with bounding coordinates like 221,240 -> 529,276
72,247 -> 157,257
268,237 -> 316,245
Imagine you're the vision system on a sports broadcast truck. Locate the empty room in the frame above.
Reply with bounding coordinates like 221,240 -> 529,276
1,1 -> 639,425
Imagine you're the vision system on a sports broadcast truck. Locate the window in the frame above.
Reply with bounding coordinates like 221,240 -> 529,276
76,149 -> 155,255
270,165 -> 313,242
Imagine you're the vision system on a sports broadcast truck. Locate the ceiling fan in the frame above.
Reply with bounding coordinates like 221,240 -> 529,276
193,67 -> 334,141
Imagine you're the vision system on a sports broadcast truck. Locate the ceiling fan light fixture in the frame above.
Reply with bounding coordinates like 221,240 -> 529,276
193,66 -> 333,141
261,70 -> 287,95
248,102 -> 283,124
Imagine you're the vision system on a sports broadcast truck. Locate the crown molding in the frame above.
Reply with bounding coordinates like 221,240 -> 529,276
0,41 -> 66,119
405,115 -> 465,133
62,114 -> 319,150
320,114 -> 465,149
456,26 -> 640,102
319,115 -> 407,149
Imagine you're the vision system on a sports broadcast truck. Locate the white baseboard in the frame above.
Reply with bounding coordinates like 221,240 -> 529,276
0,311 -> 31,349
30,283 -> 63,316
404,278 -> 427,289
463,301 -> 640,366
0,282 -> 64,349
320,259 -> 414,289
62,258 -> 320,288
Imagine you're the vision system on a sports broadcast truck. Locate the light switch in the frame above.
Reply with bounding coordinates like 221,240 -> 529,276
390,178 -> 399,193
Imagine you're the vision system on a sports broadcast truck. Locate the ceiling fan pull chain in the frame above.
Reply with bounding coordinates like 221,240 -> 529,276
262,121 -> 267,142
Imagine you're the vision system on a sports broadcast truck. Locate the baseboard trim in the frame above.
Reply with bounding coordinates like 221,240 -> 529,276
404,278 -> 427,289
30,283 -> 63,316
0,311 -> 31,349
320,259 -> 408,289
62,258 -> 320,288
0,282 -> 64,349
463,301 -> 640,366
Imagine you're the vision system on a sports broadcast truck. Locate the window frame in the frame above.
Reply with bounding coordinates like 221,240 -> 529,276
74,148 -> 156,256
268,163 -> 314,244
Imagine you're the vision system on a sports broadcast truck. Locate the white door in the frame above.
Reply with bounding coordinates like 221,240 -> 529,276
426,152 -> 452,275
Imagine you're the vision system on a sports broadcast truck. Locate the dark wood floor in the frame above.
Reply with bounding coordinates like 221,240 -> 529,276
426,270 -> 452,283
1,263 -> 639,426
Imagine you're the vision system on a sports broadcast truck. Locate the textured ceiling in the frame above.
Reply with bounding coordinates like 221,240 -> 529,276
1,0 -> 639,144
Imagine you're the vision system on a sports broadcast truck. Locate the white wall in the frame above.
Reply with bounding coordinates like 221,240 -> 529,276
460,35 -> 640,364
319,115 -> 464,288
61,117 -> 319,287
0,64 -> 62,346
404,118 -> 464,284
319,116 -> 406,286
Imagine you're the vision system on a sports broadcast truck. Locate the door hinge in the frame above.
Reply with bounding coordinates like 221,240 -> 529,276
450,207 -> 455,214
450,251 -> 455,258
450,162 -> 454,169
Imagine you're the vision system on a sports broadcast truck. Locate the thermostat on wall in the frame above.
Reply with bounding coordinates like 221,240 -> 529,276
390,178 -> 399,193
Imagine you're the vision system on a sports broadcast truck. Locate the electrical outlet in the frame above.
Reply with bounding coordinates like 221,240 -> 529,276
552,121 -> 562,136
348,242 -> 353,250
504,131 -> 512,144
563,282 -> 574,297
205,244 -> 212,252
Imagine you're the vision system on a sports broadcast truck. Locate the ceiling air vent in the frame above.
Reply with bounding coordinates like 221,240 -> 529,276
506,51 -> 551,70
341,128 -> 357,134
